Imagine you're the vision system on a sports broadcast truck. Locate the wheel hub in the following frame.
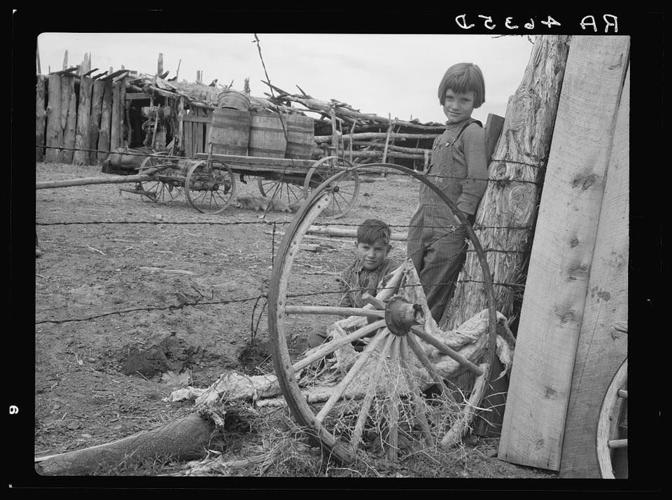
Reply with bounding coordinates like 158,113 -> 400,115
384,296 -> 424,336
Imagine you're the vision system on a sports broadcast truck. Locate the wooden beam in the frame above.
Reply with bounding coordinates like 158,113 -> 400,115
498,36 -> 631,472
157,52 -> 163,75
559,64 -> 630,478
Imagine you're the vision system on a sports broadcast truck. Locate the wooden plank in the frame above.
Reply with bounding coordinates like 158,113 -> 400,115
183,115 -> 218,124
60,76 -> 77,164
559,64 -> 629,478
183,120 -> 193,157
110,81 -> 122,150
44,74 -> 62,162
195,108 -> 204,154
497,36 -> 630,471
126,92 -> 151,101
36,75 -> 47,161
119,79 -> 127,147
88,79 -> 105,164
97,81 -> 113,162
73,77 -> 93,165
194,152 -> 314,170
440,37 -> 570,331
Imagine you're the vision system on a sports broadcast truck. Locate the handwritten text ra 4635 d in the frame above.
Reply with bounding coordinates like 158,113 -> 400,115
455,14 -> 619,33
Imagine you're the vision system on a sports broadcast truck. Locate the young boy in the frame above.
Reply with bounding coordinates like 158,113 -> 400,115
307,219 -> 396,348
407,62 -> 488,323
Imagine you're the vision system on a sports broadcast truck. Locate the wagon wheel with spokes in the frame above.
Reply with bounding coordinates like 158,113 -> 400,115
258,177 -> 305,208
268,163 -> 498,464
137,153 -> 183,203
597,358 -> 628,479
184,159 -> 236,214
303,156 -> 360,219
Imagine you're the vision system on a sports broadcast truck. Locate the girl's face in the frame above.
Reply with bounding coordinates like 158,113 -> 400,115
443,89 -> 476,124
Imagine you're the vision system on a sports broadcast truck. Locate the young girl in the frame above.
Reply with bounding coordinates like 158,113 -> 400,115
407,63 -> 488,322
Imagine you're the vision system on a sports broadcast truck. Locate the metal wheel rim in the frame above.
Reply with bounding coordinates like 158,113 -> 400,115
268,163 -> 498,464
185,160 -> 236,214
304,156 -> 360,219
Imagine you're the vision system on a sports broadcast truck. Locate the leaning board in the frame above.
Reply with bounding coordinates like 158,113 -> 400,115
497,36 -> 630,471
559,63 -> 629,478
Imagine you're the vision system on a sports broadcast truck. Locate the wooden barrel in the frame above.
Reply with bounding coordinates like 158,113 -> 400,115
217,90 -> 250,111
208,108 -> 251,156
284,114 -> 315,159
249,112 -> 287,158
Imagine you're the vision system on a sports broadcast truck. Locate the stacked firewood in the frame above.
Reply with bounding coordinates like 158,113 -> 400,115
261,82 -> 445,169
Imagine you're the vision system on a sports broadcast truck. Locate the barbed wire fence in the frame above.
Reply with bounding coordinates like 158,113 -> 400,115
35,143 -> 541,343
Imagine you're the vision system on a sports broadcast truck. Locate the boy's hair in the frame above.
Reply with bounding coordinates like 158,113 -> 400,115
357,219 -> 391,245
437,63 -> 485,108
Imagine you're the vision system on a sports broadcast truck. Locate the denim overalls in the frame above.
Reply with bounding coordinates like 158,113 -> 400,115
407,118 -> 481,322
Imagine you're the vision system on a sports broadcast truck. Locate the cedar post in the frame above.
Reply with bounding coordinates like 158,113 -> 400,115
74,77 -> 93,165
36,75 -> 47,161
498,36 -> 631,471
157,53 -> 164,75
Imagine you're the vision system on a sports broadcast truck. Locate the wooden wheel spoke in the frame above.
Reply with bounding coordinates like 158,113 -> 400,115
385,337 -> 401,460
293,319 -> 386,372
350,333 -> 395,449
284,305 -> 385,319
316,329 -> 389,423
406,333 -> 447,393
399,337 -> 434,446
411,325 -> 483,375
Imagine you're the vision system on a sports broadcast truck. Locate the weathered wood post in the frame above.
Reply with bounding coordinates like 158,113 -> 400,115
36,75 -> 47,161
560,63 -> 629,478
97,80 -> 113,162
88,79 -> 105,164
498,36 -> 630,471
74,76 -> 94,165
44,74 -> 62,162
60,75 -> 77,164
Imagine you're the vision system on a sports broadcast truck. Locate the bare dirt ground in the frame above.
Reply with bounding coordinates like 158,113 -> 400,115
34,161 -> 555,480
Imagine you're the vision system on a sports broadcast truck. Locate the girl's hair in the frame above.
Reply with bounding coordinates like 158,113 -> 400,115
437,63 -> 485,108
357,219 -> 391,245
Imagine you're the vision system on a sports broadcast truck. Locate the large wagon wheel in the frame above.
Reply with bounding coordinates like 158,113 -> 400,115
137,153 -> 183,203
303,156 -> 360,219
597,358 -> 628,479
268,163 -> 498,464
184,159 -> 236,214
258,177 -> 305,208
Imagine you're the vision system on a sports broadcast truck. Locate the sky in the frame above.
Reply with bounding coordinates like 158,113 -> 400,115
37,33 -> 534,125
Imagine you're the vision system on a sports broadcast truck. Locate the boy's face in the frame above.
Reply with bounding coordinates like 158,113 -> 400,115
356,239 -> 390,271
443,89 -> 476,124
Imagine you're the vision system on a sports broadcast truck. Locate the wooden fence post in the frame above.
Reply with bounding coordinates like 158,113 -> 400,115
89,79 -> 105,164
44,74 -> 62,162
97,80 -> 113,161
36,75 -> 47,161
74,77 -> 93,165
498,36 -> 631,471
60,75 -> 77,164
